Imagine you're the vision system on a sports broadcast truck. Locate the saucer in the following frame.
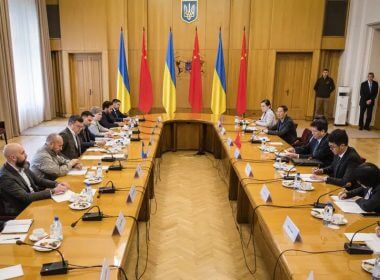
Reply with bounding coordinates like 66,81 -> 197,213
69,201 -> 91,210
33,238 -> 61,252
29,232 -> 48,242
84,178 -> 102,185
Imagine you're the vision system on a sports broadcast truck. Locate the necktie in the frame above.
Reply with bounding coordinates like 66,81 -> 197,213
369,82 -> 372,92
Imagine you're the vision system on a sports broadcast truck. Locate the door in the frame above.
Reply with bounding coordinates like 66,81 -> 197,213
273,53 -> 312,119
69,53 -> 102,114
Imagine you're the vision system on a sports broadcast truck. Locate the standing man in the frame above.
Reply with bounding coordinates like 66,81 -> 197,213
314,68 -> 335,118
359,72 -> 378,130
59,115 -> 84,160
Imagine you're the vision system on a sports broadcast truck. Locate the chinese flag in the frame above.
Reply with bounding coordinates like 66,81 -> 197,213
138,28 -> 153,114
188,28 -> 203,113
236,29 -> 247,116
234,132 -> 242,149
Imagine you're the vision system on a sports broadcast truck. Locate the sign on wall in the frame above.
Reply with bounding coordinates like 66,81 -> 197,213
181,0 -> 198,23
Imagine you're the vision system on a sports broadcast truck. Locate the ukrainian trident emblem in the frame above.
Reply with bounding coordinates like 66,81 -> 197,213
181,0 -> 198,23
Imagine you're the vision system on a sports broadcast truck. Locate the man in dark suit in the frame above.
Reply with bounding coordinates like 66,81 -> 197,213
285,119 -> 333,167
338,163 -> 380,213
79,111 -> 96,152
264,105 -> 297,145
0,143 -> 69,217
312,129 -> 363,187
112,98 -> 128,121
59,115 -> 84,160
99,101 -> 122,129
313,68 -> 335,117
359,72 -> 378,130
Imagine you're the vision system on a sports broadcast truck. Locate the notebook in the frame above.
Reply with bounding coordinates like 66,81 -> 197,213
291,158 -> 322,166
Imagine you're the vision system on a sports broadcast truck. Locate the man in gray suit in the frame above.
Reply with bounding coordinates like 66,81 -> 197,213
31,133 -> 82,180
59,115 -> 84,160
0,143 -> 69,217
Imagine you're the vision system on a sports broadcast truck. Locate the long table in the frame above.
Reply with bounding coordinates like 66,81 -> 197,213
0,113 -> 374,279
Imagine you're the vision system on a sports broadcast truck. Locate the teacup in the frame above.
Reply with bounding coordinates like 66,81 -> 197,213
331,214 -> 345,224
302,182 -> 313,190
86,171 -> 95,179
33,228 -> 45,238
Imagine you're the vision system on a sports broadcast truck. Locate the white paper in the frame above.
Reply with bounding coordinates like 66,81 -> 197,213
2,220 -> 32,234
67,169 -> 87,176
260,184 -> 271,202
86,147 -> 107,152
51,190 -> 75,203
0,234 -> 27,244
299,174 -> 326,182
0,264 -> 24,279
90,166 -> 109,171
330,195 -> 357,202
366,240 -> 380,254
333,201 -> 367,214
268,142 -> 283,146
283,216 -> 300,243
81,155 -> 104,160
3,220 -> 32,226
344,233 -> 378,242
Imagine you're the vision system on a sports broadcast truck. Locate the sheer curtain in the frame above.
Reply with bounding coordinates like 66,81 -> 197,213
8,0 -> 44,131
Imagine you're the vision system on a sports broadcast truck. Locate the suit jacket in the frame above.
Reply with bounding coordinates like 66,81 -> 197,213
322,147 -> 362,187
99,112 -> 118,129
30,145 -> 73,180
88,121 -> 109,137
346,183 -> 380,213
112,109 -> 127,122
267,116 -> 297,145
295,134 -> 334,167
0,162 -> 56,216
314,76 -> 335,98
59,127 -> 81,160
79,125 -> 95,152
359,80 -> 378,107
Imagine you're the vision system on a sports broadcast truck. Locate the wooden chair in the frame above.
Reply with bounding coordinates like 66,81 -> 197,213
292,128 -> 312,147
0,121 -> 7,144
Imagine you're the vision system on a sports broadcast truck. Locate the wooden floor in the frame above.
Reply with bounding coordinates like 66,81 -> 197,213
1,119 -> 380,279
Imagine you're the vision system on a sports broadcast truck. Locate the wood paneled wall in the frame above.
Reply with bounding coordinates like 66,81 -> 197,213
58,0 -> 344,119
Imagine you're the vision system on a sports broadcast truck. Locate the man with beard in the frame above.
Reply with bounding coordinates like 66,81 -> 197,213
0,143 -> 69,217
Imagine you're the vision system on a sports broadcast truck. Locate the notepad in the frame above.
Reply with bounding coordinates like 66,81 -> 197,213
67,169 -> 87,176
333,200 -> 367,214
1,219 -> 33,234
0,234 -> 27,244
0,264 -> 24,279
51,190 -> 75,203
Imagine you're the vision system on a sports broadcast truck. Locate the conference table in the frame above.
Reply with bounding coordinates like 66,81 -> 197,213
0,113 -> 375,279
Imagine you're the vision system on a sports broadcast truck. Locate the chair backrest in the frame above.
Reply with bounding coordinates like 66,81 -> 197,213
0,121 -> 4,129
300,128 -> 312,143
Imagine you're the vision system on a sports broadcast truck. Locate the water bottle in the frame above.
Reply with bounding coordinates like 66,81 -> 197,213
234,116 -> 239,125
323,203 -> 334,226
373,256 -> 380,279
50,216 -> 63,241
294,173 -> 301,190
96,162 -> 103,179
85,183 -> 93,203
275,157 -> 282,170
261,139 -> 267,150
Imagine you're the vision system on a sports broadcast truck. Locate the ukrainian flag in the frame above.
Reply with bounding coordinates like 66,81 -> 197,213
116,29 -> 131,113
162,30 -> 176,114
211,30 -> 226,115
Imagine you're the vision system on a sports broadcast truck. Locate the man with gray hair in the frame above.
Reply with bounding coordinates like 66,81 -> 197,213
31,133 -> 82,180
0,143 -> 69,217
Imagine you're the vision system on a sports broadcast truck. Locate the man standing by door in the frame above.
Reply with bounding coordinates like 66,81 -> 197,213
314,68 -> 335,118
359,72 -> 378,130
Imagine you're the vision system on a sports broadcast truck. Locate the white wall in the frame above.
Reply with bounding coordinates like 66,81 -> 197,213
337,0 -> 380,125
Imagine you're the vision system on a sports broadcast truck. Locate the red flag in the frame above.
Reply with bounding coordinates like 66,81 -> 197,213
236,29 -> 247,115
234,132 -> 242,149
138,28 -> 153,114
188,28 -> 202,113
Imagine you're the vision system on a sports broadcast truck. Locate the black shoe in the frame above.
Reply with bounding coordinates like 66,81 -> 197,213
365,127 -> 371,131
359,127 -> 363,130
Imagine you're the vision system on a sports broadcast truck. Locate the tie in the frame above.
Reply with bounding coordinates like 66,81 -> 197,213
369,82 -> 372,92
334,157 -> 342,177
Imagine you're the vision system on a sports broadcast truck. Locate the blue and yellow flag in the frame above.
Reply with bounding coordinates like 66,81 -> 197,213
162,30 -> 176,114
116,29 -> 131,113
211,30 -> 226,115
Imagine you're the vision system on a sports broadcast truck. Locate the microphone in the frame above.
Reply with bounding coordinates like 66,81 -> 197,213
71,205 -> 103,228
313,185 -> 348,209
283,166 -> 296,180
344,221 -> 379,254
98,180 -> 116,195
16,240 -> 68,275
102,149 -> 116,162
108,160 -> 123,171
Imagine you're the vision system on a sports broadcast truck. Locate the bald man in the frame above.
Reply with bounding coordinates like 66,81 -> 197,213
31,133 -> 82,180
0,143 -> 69,217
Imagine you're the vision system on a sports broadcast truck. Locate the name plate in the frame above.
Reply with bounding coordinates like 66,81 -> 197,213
127,186 -> 137,203
217,120 -> 222,128
157,116 -> 162,122
245,163 -> 253,177
260,184 -> 271,202
234,148 -> 241,159
112,211 -> 126,235
220,127 -> 226,135
283,216 -> 301,243
307,271 -> 314,280
149,136 -> 154,146
100,258 -> 110,280
227,137 -> 233,146
141,151 -> 147,159
134,164 -> 142,178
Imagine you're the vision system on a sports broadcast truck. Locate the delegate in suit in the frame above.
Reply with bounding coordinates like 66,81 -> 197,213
59,115 -> 84,160
359,72 -> 378,130
0,143 -> 69,217
264,105 -> 297,145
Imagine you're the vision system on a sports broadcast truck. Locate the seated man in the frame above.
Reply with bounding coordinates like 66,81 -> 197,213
30,134 -> 82,180
100,101 -> 123,129
284,119 -> 333,167
0,143 -> 69,217
79,111 -> 96,152
263,105 -> 297,145
338,163 -> 380,212
312,129 -> 363,187
111,98 -> 128,121
89,106 -> 114,137
59,115 -> 84,160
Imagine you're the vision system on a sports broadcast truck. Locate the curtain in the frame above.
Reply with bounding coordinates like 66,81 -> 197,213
8,0 -> 45,131
51,51 -> 65,117
0,0 -> 20,138
36,0 -> 55,120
